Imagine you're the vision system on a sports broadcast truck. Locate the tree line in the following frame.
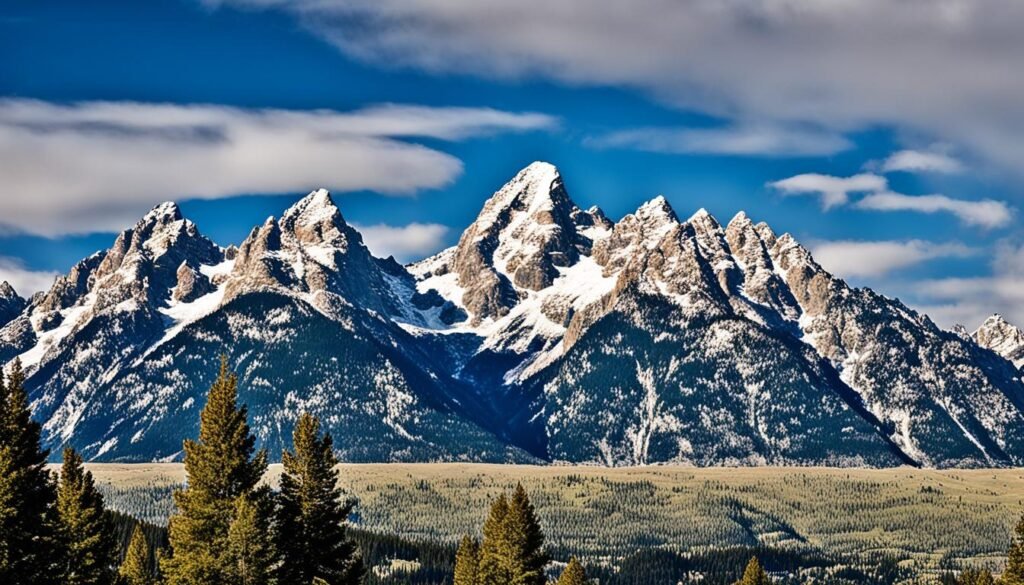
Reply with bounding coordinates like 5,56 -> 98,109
1,358 -> 362,585
4,354 -> 1024,584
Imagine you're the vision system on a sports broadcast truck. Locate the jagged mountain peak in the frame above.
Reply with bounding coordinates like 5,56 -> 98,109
0,281 -> 26,329
142,201 -> 183,222
974,313 -> 1024,368
282,188 -> 345,228
0,281 -> 19,300
634,195 -> 679,225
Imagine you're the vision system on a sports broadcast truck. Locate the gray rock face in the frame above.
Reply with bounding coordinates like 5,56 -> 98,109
172,263 -> 215,303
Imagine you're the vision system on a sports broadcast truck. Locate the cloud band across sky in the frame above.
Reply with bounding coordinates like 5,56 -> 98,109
204,0 -> 1024,178
0,100 -> 556,235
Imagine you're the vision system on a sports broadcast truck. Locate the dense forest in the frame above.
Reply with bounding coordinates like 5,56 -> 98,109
3,357 -> 1024,585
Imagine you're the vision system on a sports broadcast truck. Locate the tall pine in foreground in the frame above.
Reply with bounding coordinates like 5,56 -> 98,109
453,535 -> 480,585
275,412 -> 363,585
734,557 -> 770,585
475,485 -> 548,585
160,357 -> 272,585
557,558 -> 588,585
1006,511 -> 1024,585
0,359 -> 58,585
55,447 -> 119,585
119,525 -> 153,585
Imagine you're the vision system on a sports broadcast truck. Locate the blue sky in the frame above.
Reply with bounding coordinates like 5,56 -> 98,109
2,0 -> 1023,328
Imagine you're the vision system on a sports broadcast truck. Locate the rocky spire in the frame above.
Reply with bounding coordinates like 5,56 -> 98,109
974,314 -> 1024,369
226,189 -> 403,319
0,281 -> 26,328
440,162 -> 594,323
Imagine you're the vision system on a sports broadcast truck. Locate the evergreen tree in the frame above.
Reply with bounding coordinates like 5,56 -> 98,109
119,525 -> 153,585
55,447 -> 119,585
0,359 -> 58,585
734,557 -> 770,585
1006,512 -> 1024,585
476,486 -> 548,585
958,567 -> 995,585
227,494 -> 275,585
477,493 -> 511,585
506,483 -> 547,585
160,357 -> 269,585
557,558 -> 588,585
275,412 -> 362,585
453,535 -> 479,585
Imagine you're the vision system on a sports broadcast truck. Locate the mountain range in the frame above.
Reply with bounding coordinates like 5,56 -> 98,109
2,162 -> 1024,467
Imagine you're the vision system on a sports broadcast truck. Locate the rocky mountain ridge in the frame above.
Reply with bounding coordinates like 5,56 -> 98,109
3,162 -> 1023,467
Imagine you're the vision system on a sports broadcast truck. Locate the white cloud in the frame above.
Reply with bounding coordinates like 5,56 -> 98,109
0,256 -> 59,298
0,100 -> 556,236
893,242 -> 1024,328
856,192 -> 1012,228
204,0 -> 1024,177
809,240 -> 977,278
769,173 -> 886,209
353,222 -> 449,262
881,149 -> 964,174
589,123 -> 851,157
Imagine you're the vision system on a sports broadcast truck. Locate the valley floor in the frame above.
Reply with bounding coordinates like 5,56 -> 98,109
84,463 -> 1024,572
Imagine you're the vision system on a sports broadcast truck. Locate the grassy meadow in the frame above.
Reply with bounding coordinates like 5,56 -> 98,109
82,463 -> 1024,572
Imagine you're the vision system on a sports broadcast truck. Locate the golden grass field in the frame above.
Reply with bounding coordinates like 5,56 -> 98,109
82,463 -> 1024,569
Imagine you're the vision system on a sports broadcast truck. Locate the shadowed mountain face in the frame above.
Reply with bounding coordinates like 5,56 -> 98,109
4,162 -> 1024,466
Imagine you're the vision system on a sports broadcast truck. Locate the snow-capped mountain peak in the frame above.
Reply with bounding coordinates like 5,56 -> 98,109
974,314 -> 1024,368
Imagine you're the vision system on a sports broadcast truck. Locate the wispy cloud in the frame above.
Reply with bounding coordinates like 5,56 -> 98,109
204,0 -> 1024,177
880,149 -> 964,174
809,240 -> 977,278
770,169 -> 1012,227
856,192 -> 1011,228
0,256 -> 58,297
0,100 -> 556,236
353,222 -> 449,262
769,173 -> 886,209
893,241 -> 1024,328
589,124 -> 851,157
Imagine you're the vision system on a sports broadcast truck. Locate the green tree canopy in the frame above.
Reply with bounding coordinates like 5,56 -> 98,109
557,558 -> 588,585
735,557 -> 770,585
453,535 -> 480,585
119,525 -> 153,585
275,412 -> 363,585
55,447 -> 119,585
0,359 -> 58,585
160,357 -> 270,585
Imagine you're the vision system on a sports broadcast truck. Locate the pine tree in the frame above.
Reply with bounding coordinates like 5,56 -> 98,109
453,535 -> 479,585
0,359 -> 58,585
476,486 -> 548,585
160,357 -> 269,585
55,447 -> 119,585
275,412 -> 362,585
1005,512 -> 1024,585
557,558 -> 588,585
506,483 -> 547,585
119,525 -> 153,585
734,557 -> 770,585
227,494 -> 275,585
477,493 -> 511,585
958,567 -> 995,585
